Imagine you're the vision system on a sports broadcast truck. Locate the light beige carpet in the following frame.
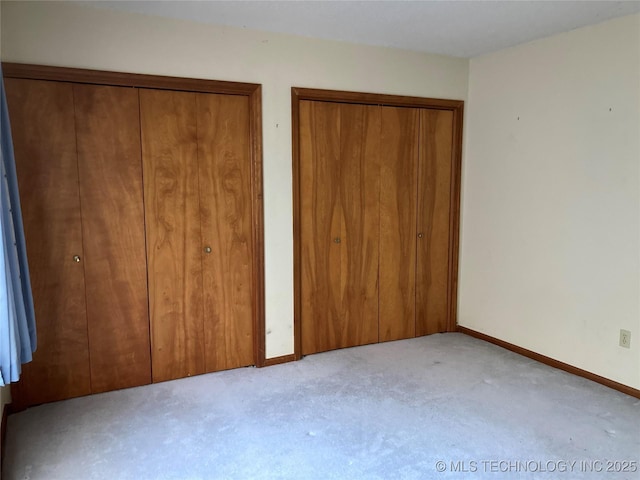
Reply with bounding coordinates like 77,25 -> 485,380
3,333 -> 639,479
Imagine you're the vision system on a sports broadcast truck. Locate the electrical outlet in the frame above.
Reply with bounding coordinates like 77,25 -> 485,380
619,330 -> 631,349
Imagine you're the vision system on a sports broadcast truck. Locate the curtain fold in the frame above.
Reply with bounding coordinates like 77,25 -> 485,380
0,66 -> 37,386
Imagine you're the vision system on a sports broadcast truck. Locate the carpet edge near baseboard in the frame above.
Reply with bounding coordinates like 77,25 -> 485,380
262,353 -> 297,367
457,326 -> 640,399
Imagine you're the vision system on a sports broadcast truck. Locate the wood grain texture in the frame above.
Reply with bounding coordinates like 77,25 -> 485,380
140,89 -> 205,382
197,93 -> 254,372
248,86 -> 266,367
292,88 -> 465,358
416,109 -> 454,336
447,105 -> 465,332
300,102 -> 380,354
292,87 -> 464,110
2,63 -> 260,96
339,103 -> 380,347
379,106 -> 419,342
74,84 -> 152,392
300,100 -> 342,355
4,62 -> 265,367
4,64 -> 265,394
5,79 -> 91,405
291,89 -> 304,361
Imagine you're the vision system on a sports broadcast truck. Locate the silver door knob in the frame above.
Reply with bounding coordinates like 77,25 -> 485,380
333,237 -> 341,244
73,255 -> 81,263
204,246 -> 212,254
417,233 -> 424,239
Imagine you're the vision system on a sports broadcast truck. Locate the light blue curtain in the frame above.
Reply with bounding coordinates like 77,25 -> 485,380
0,65 -> 37,386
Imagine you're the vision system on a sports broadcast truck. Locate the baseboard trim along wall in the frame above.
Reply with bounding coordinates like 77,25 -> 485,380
262,354 -> 297,367
458,326 -> 640,399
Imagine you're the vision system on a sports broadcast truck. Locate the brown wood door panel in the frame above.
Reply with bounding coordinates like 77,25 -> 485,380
379,106 -> 419,342
196,93 -> 254,372
74,84 -> 152,392
293,88 -> 463,359
339,103 -> 380,347
416,109 -> 454,336
5,78 -> 91,405
300,100 -> 342,355
140,89 -> 205,382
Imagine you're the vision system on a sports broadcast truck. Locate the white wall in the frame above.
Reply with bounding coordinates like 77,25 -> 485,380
0,1 -> 468,358
460,14 -> 640,389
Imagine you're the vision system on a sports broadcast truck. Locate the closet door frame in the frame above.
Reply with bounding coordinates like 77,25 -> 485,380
291,87 -> 464,360
2,62 -> 267,368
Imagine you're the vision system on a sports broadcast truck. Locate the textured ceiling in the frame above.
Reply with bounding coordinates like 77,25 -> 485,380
84,1 -> 640,58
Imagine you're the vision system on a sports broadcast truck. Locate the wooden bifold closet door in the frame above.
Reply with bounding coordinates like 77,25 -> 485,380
300,101 -> 380,355
416,109 -> 454,336
6,79 -> 91,405
140,89 -> 254,383
6,79 -> 151,406
74,84 -> 152,394
379,107 -> 455,341
379,106 -> 420,342
297,95 -> 459,356
5,64 -> 262,409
